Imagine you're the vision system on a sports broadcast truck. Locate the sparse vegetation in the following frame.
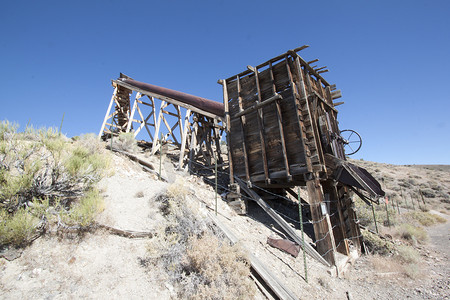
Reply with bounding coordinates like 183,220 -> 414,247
0,120 -> 110,249
111,132 -> 139,153
144,179 -> 255,299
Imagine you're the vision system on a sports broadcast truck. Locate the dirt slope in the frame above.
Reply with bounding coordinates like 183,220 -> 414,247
1,152 -> 448,299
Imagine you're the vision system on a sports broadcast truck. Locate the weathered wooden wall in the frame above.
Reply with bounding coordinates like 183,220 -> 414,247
222,47 -> 345,188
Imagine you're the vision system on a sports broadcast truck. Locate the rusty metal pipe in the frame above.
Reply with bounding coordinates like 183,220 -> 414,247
118,78 -> 224,117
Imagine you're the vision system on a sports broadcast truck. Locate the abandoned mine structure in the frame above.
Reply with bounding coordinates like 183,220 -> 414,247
99,45 -> 385,270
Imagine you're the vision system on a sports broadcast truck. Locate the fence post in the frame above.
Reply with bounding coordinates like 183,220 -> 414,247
396,196 -> 400,214
419,189 -> 426,205
371,204 -> 379,233
411,194 -> 415,210
400,187 -> 408,210
297,187 -> 308,283
215,152 -> 218,216
384,196 -> 390,227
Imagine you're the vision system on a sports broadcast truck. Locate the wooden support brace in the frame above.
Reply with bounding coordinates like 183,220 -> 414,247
99,87 -> 118,138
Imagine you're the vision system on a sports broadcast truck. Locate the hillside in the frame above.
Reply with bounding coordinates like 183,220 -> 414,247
1,131 -> 449,299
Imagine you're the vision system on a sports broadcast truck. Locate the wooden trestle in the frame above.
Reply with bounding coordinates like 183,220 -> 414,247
99,74 -> 225,169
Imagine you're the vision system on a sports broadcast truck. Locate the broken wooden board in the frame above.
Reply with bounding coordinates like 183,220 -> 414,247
207,212 -> 298,300
235,177 -> 331,267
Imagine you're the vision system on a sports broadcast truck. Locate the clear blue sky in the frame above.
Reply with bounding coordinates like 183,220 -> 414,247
1,0 -> 449,165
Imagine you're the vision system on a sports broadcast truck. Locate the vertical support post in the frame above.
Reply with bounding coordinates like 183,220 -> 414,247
396,197 -> 400,214
126,92 -> 140,133
179,109 -> 191,168
221,80 -> 234,184
152,101 -> 166,155
159,133 -> 163,181
215,152 -> 218,216
298,187 -> 308,283
248,65 -> 270,184
306,178 -> 336,265
99,86 -> 118,138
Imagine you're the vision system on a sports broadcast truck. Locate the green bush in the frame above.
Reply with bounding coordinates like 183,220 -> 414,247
0,120 -> 110,247
0,208 -> 39,246
63,189 -> 104,227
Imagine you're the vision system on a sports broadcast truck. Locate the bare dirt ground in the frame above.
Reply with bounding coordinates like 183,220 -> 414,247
1,152 -> 448,299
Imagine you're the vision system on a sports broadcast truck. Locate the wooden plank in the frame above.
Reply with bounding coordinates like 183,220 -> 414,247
225,45 -> 310,82
151,101 -> 166,155
221,80 -> 234,184
306,178 -> 336,265
269,62 -> 291,181
99,87 -> 118,137
236,177 -> 331,267
237,76 -> 251,183
178,109 -> 191,168
126,92 -> 140,132
248,65 -> 270,184
207,212 -> 298,300
232,94 -> 282,119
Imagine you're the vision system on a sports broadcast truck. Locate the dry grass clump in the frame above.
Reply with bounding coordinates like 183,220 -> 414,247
111,132 -> 139,153
361,230 -> 394,255
145,181 -> 255,299
396,223 -> 428,244
402,211 -> 446,226
183,233 -> 254,300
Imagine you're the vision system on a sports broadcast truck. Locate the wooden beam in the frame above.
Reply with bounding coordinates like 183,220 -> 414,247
269,61 -> 291,181
178,109 -> 191,168
306,178 -> 336,265
235,177 -> 331,267
99,87 -> 118,138
207,212 -> 298,300
232,94 -> 282,119
151,101 -> 166,155
331,90 -> 342,100
222,81 -> 234,184
236,76 -> 251,183
248,65 -> 270,184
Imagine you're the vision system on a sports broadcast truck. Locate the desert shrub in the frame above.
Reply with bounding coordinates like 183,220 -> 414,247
395,245 -> 420,264
0,120 -> 110,248
167,176 -> 189,200
146,184 -> 255,299
420,188 -> 436,198
362,230 -> 394,255
112,132 -> 139,153
62,189 -> 104,227
0,207 -> 39,246
397,224 -> 428,244
183,234 -> 254,300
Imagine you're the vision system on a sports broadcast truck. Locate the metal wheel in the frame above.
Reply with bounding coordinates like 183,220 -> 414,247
340,129 -> 362,155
